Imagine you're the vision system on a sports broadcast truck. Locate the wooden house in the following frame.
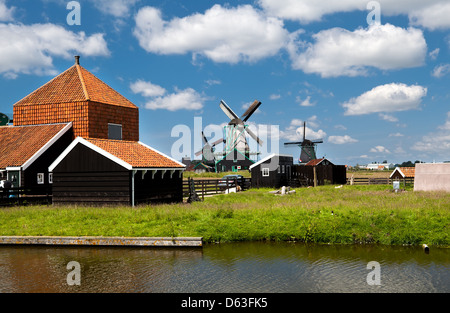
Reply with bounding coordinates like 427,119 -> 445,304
291,158 -> 347,187
390,167 -> 415,188
0,56 -> 186,205
0,123 -> 73,190
250,154 -> 293,188
49,137 -> 185,206
215,148 -> 255,173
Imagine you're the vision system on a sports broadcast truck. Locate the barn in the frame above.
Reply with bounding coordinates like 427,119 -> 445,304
414,163 -> 450,192
49,138 -> 185,206
250,154 -> 293,188
215,148 -> 255,173
1,56 -> 185,205
291,158 -> 347,187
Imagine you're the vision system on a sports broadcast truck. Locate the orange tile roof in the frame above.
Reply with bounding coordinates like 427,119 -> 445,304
398,167 -> 415,178
305,158 -> 324,166
84,138 -> 184,169
14,63 -> 137,109
0,123 -> 69,168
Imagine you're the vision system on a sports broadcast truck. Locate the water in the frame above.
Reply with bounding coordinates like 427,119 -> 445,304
0,242 -> 448,293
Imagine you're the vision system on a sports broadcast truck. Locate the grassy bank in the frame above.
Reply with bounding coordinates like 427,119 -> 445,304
0,185 -> 448,246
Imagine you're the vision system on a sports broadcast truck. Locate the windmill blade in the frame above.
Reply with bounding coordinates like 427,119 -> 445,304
312,139 -> 324,143
201,131 -> 209,145
242,100 -> 261,122
220,100 -> 239,121
195,149 -> 203,157
284,142 -> 304,146
245,127 -> 263,146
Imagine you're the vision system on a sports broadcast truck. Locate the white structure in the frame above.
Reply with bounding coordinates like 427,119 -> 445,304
363,163 -> 395,170
414,163 -> 450,192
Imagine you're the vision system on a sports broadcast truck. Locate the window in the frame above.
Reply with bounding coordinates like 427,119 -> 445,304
108,123 -> 122,140
282,165 -> 285,174
48,173 -> 53,184
277,166 -> 280,174
262,168 -> 270,177
37,173 -> 44,184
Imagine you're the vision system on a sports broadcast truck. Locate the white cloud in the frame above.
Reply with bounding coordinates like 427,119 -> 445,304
296,95 -> 316,107
205,79 -> 221,86
90,0 -> 139,18
328,135 -> 358,145
130,80 -> 206,111
370,146 -> 391,154
130,80 -> 166,97
0,23 -> 109,78
288,24 -> 427,77
409,2 -> 450,30
342,83 -> 427,116
259,0 -> 450,30
379,113 -> 399,123
269,94 -> 281,100
389,133 -> 404,137
281,119 -> 326,141
429,48 -> 440,60
0,0 -> 14,21
133,5 -> 289,64
432,64 -> 450,78
412,114 -> 450,155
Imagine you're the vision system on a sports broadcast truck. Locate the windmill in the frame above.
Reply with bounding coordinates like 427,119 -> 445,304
195,131 -> 224,166
219,99 -> 263,159
284,121 -> 323,164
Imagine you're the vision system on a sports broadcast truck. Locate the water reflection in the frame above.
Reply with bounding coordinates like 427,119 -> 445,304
0,242 -> 448,293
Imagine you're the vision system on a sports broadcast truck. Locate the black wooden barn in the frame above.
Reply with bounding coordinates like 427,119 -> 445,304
250,154 -> 294,188
215,148 -> 255,173
291,158 -> 347,187
49,137 -> 185,206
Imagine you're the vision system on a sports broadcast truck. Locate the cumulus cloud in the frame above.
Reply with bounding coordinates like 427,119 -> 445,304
281,119 -> 326,141
0,0 -> 14,21
0,23 -> 109,78
296,96 -> 316,107
328,135 -> 358,145
259,0 -> 450,29
288,24 -> 427,77
342,83 -> 427,116
370,146 -> 391,154
130,80 -> 206,111
133,5 -> 289,64
379,113 -> 399,123
412,112 -> 450,154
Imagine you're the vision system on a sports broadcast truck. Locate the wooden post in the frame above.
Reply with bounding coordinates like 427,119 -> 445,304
313,166 -> 317,187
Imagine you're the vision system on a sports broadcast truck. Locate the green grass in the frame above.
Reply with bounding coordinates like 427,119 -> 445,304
0,185 -> 449,247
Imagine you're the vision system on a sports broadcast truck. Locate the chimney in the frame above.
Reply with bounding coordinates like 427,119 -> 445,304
75,55 -> 80,65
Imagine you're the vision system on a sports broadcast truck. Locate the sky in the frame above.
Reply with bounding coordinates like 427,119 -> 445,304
1,0 -> 450,166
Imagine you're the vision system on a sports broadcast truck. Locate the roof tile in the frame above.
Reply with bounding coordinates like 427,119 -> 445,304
84,138 -> 184,169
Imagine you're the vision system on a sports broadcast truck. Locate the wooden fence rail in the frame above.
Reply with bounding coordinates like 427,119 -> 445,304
346,177 -> 414,185
0,187 -> 52,207
183,178 -> 251,200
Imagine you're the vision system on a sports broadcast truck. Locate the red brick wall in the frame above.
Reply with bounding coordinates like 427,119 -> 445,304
13,101 -> 139,141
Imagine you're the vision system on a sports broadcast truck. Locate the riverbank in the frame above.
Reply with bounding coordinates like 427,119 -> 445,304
0,185 -> 448,247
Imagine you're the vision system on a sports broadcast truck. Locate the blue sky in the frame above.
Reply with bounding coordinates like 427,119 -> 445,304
1,0 -> 450,165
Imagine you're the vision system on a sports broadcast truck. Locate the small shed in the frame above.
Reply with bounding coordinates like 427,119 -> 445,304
390,167 -> 415,187
215,149 -> 255,173
414,163 -> 450,192
250,154 -> 293,188
49,137 -> 185,206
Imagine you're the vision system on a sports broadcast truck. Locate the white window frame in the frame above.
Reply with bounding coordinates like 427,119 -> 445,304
37,173 -> 45,185
262,168 -> 270,177
48,173 -> 53,184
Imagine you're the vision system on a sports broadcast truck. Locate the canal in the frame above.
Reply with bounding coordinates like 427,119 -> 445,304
0,242 -> 448,293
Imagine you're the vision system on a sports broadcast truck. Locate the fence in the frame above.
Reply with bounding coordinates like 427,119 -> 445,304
183,178 -> 251,200
0,187 -> 52,207
347,177 -> 414,186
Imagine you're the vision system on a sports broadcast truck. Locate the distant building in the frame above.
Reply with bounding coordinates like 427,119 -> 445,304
364,163 -> 395,170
